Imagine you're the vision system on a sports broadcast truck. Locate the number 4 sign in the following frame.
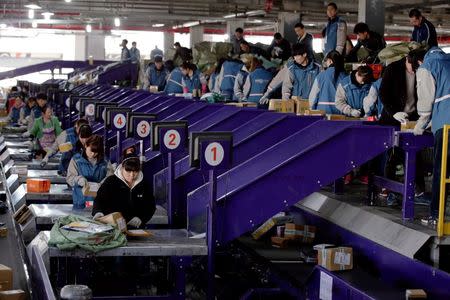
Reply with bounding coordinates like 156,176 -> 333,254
151,121 -> 188,153
189,132 -> 233,170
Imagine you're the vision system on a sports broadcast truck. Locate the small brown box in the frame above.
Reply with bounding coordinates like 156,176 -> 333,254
268,99 -> 296,113
303,110 -> 326,116
405,289 -> 427,299
82,182 -> 100,197
271,236 -> 289,248
314,244 -> 353,271
401,121 -> 417,131
0,265 -> 12,291
0,290 -> 26,300
284,223 -> 316,244
0,227 -> 7,238
293,99 -> 310,115
98,212 -> 127,232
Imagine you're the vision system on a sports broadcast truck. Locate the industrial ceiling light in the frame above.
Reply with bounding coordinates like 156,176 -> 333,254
32,21 -> 38,28
42,11 -> 54,20
182,21 -> 200,27
28,9 -> 35,19
64,0 -> 72,2
152,24 -> 164,28
114,17 -> 120,27
86,24 -> 92,32
25,3 -> 41,10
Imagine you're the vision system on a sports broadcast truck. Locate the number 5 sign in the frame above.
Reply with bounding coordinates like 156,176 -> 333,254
151,121 -> 188,153
189,132 -> 233,170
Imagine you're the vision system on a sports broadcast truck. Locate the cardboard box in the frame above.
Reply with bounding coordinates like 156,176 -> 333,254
0,290 -> 26,300
98,212 -> 127,232
401,121 -> 417,131
251,213 -> 292,240
314,244 -> 353,271
271,236 -> 290,248
225,102 -> 258,108
327,114 -> 347,121
405,289 -> 427,299
0,227 -> 7,238
82,182 -> 100,197
13,205 -> 32,225
284,223 -> 316,244
293,99 -> 310,115
149,85 -> 159,93
58,142 -> 73,153
26,178 -> 50,193
127,229 -> 152,237
303,110 -> 326,116
268,99 -> 295,113
0,265 -> 12,291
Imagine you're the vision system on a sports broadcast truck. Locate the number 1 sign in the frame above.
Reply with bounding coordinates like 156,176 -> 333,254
189,132 -> 233,170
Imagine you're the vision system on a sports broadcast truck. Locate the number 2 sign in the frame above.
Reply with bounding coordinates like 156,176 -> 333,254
151,121 -> 188,153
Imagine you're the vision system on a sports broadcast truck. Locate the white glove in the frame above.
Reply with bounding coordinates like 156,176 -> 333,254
77,177 -> 88,187
22,131 -> 31,138
350,109 -> 361,118
259,96 -> 269,105
393,112 -> 409,123
127,217 -> 142,228
413,124 -> 425,136
93,212 -> 104,220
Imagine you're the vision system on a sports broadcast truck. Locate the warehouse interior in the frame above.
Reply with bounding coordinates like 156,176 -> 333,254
0,0 -> 450,299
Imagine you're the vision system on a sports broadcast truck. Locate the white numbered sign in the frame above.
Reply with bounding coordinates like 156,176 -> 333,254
102,109 -> 106,121
65,98 -> 71,108
75,101 -> 80,112
137,120 -> 150,138
163,129 -> 181,150
85,104 -> 95,117
204,142 -> 224,167
113,113 -> 126,129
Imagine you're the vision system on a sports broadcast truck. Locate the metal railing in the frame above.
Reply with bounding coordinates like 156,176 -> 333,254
438,124 -> 450,236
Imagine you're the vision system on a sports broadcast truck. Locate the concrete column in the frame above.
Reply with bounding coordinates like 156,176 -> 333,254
164,32 -> 175,54
74,32 -> 105,61
190,25 -> 204,48
226,20 -> 245,42
74,34 -> 86,61
86,31 -> 105,60
278,12 -> 301,45
358,0 -> 385,36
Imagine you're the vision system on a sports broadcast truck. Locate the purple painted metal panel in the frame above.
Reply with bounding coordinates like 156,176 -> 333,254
97,63 -> 138,85
0,60 -> 113,80
373,176 -> 404,194
187,122 -> 395,242
298,208 -> 450,299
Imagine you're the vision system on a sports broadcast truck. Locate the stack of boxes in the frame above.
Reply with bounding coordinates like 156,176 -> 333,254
0,264 -> 26,299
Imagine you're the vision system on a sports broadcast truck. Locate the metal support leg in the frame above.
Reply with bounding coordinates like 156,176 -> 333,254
333,178 -> 344,195
167,152 -> 174,226
403,149 -> 417,219
207,169 -> 217,300
171,256 -> 191,300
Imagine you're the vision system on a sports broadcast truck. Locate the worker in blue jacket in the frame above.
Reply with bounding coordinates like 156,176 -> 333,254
363,77 -> 383,118
233,54 -> 252,101
66,135 -> 114,209
413,47 -> 450,225
335,65 -> 374,117
143,56 -> 169,92
7,95 -> 24,124
242,57 -> 274,105
214,59 -> 243,101
323,2 -> 347,55
309,50 -> 345,114
282,43 -> 321,100
181,62 -> 207,97
164,67 -> 184,95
